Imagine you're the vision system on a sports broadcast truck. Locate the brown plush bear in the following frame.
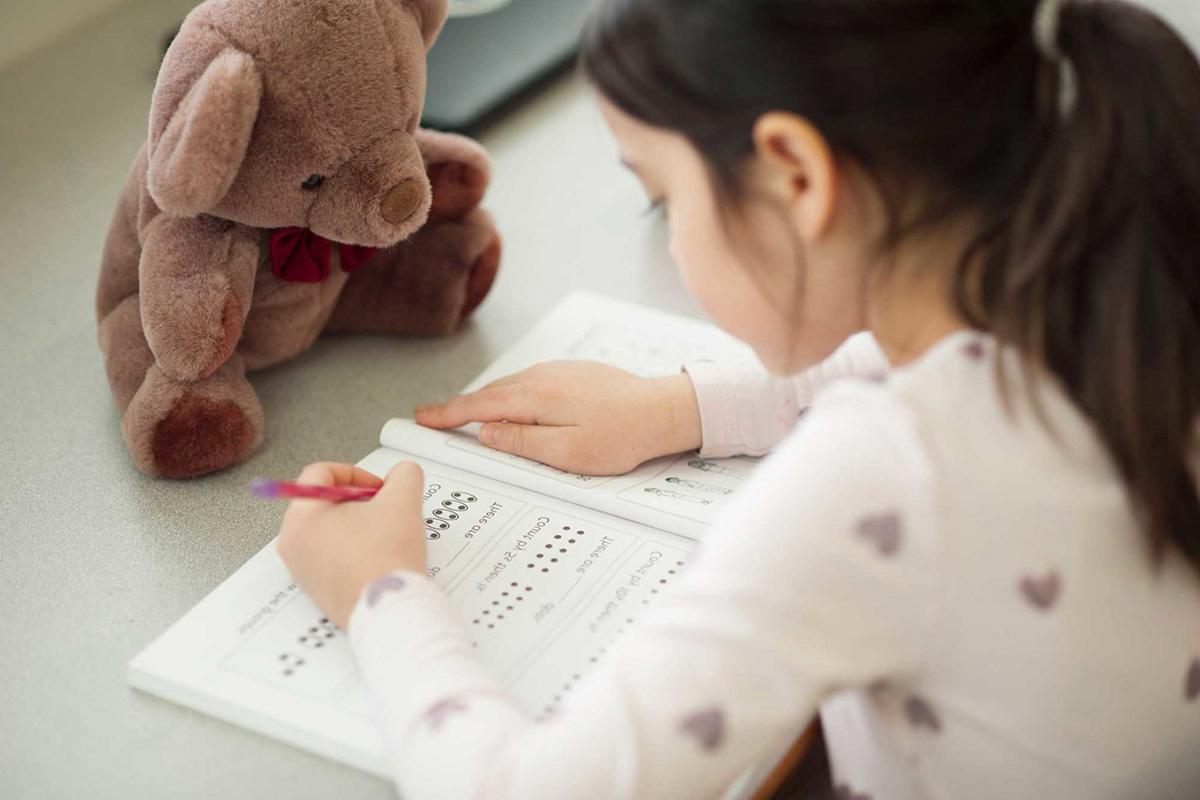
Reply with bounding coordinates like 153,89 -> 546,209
96,0 -> 501,479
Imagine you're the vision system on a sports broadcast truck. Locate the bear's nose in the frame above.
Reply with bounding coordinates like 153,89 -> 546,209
380,179 -> 424,224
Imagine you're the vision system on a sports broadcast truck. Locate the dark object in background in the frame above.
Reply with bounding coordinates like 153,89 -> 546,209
159,0 -> 591,133
423,0 -> 591,132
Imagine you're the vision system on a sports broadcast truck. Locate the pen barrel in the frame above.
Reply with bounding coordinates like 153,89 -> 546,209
281,485 -> 378,502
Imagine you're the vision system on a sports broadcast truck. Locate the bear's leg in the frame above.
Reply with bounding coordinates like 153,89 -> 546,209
325,208 -> 501,336
418,128 -> 491,225
121,354 -> 264,479
99,294 -> 157,412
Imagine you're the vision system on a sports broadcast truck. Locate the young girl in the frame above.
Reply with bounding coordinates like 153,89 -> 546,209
275,0 -> 1200,797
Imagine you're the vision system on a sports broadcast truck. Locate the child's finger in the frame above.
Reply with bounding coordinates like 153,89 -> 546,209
414,374 -> 527,424
374,462 -> 425,510
479,422 -> 576,468
296,462 -> 384,488
415,387 -> 542,429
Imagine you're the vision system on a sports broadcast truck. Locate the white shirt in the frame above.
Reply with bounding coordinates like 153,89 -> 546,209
349,331 -> 1200,799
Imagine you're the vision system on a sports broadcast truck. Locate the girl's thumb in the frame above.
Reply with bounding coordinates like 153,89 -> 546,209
375,462 -> 425,507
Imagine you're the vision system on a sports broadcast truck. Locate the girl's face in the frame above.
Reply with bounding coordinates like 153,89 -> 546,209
598,96 -> 872,375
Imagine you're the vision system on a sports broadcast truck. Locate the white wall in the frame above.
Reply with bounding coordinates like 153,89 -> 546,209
1138,0 -> 1200,56
0,0 -> 134,71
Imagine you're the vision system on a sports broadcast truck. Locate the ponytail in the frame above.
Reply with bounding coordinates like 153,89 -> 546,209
970,1 -> 1200,564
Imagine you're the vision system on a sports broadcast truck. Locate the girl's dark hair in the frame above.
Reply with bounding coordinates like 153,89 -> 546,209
582,0 -> 1200,567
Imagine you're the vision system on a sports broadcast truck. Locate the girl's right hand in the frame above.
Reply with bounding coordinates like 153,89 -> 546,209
414,361 -> 703,476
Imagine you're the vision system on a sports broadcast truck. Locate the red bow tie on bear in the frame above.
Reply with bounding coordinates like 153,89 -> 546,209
268,227 -> 378,283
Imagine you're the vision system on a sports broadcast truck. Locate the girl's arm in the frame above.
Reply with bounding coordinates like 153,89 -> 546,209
415,333 -> 889,472
287,383 -> 934,800
685,331 -> 888,458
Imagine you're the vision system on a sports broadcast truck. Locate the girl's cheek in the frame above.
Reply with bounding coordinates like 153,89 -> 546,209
669,218 -> 731,323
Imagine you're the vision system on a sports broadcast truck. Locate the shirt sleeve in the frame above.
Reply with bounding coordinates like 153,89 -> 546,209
348,382 -> 938,800
684,332 -> 889,458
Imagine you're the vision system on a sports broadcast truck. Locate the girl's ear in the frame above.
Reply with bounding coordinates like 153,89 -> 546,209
147,49 -> 262,216
752,112 -> 838,242
406,0 -> 450,49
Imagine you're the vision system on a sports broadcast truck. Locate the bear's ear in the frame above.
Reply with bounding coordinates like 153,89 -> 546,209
405,0 -> 450,49
147,48 -> 262,216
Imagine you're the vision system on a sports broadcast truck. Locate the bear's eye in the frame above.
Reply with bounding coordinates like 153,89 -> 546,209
301,174 -> 326,191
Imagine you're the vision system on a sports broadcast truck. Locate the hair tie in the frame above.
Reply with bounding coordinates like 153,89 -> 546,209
1034,0 -> 1066,58
1033,0 -> 1077,116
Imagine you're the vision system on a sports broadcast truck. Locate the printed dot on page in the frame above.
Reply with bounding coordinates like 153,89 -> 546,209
526,586 -> 532,591
483,610 -> 489,615
560,548 -> 567,553
651,589 -> 658,594
545,544 -> 553,549
502,592 -> 508,596
537,554 -> 544,559
527,564 -> 534,569
568,539 -> 576,544
492,601 -> 499,606
542,568 -> 549,573
511,582 -> 518,587
507,606 -> 513,611
555,534 -> 562,540
659,579 -> 667,584
668,570 -> 676,575
516,597 -> 524,602
563,526 -> 571,531
488,624 -> 494,629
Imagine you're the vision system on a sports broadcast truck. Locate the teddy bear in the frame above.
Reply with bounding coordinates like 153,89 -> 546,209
96,0 -> 501,479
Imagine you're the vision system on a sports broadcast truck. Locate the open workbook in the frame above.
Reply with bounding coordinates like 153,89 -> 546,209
129,293 -> 785,795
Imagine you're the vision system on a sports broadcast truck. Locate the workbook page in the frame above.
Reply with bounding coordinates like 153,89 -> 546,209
129,447 -> 697,777
466,292 -> 759,389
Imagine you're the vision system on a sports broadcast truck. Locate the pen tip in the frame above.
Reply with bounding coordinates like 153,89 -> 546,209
250,479 -> 278,499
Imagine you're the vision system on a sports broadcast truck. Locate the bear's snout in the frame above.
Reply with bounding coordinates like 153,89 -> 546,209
381,179 -> 424,225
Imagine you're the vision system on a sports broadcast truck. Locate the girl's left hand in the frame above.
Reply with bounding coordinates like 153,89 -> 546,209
276,461 -> 427,630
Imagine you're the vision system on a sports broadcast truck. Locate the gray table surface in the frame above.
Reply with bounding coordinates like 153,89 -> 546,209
0,2 -> 695,797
